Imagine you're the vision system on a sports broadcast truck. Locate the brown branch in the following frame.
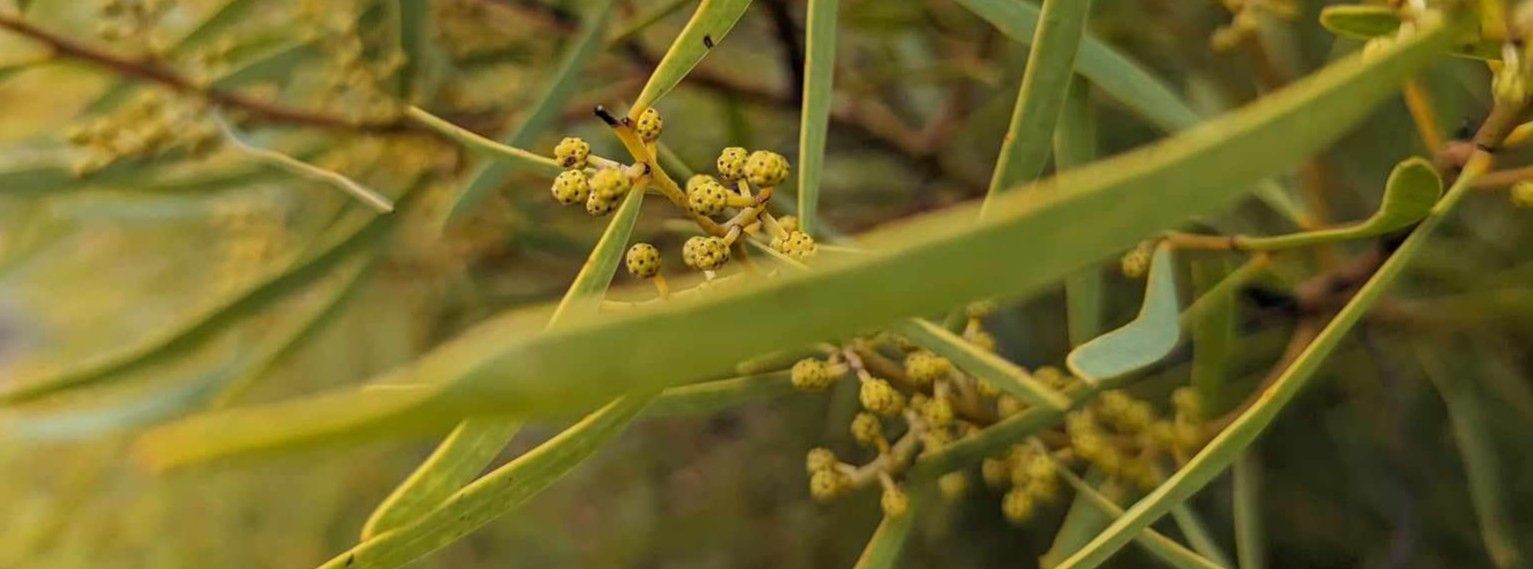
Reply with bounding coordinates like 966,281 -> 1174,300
0,12 -> 417,134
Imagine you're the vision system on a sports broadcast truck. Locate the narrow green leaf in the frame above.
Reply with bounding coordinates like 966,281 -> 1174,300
1042,471 -> 1118,568
134,22 -> 1455,462
1055,468 -> 1229,569
1319,5 -> 1498,60
363,187 -> 646,537
797,0 -> 838,236
1067,245 -> 1179,384
0,184 -> 419,405
1415,345 -> 1525,569
1170,506 -> 1235,569
1232,453 -> 1267,569
955,0 -> 1198,132
981,0 -> 1094,211
319,395 -> 654,569
1238,157 -> 1442,250
629,0 -> 752,114
393,0 -> 444,102
442,0 -> 618,223
1189,259 -> 1237,413
644,371 -> 794,417
405,106 -> 563,178
1055,78 -> 1103,348
853,504 -> 920,569
1054,123 -> 1485,569
896,318 -> 1071,410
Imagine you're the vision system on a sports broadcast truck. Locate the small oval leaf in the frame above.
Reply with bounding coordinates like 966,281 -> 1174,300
1067,245 -> 1180,384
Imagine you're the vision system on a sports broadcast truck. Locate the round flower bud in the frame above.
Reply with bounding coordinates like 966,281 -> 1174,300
997,395 -> 1026,417
809,469 -> 844,502
682,235 -> 730,270
686,175 -> 730,216
634,107 -> 663,142
981,457 -> 1010,487
554,136 -> 590,170
938,472 -> 969,499
858,378 -> 906,417
880,485 -> 910,517
589,167 -> 631,199
922,396 -> 955,427
1034,366 -> 1067,388
716,146 -> 748,180
1120,245 -> 1151,278
922,427 -> 953,452
744,150 -> 789,188
770,230 -> 817,260
1002,488 -> 1036,523
585,191 -> 618,216
903,351 -> 952,386
806,447 -> 838,473
791,358 -> 836,391
624,243 -> 661,278
850,412 -> 883,447
776,215 -> 799,233
1172,387 -> 1203,422
975,379 -> 1001,398
1512,181 -> 1533,208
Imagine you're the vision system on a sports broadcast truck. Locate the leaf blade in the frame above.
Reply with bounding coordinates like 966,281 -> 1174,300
629,0 -> 752,114
796,0 -> 838,236
1067,245 -> 1180,384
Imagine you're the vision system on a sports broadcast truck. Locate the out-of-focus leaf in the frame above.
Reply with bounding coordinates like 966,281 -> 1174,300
1237,157 -> 1442,250
629,0 -> 752,114
363,187 -> 646,537
608,0 -> 695,44
1042,471 -> 1118,568
442,0 -> 618,223
405,107 -> 563,178
1067,245 -> 1179,384
1233,453 -> 1267,569
1190,259 -> 1236,412
1320,5 -> 1499,60
317,395 -> 654,569
133,22 -> 1456,463
981,0 -> 1094,210
797,0 -> 838,236
852,501 -> 920,569
1055,78 -> 1103,348
644,371 -> 794,417
1054,468 -> 1229,569
896,318 -> 1070,409
1170,506 -> 1234,569
1053,139 -> 1487,569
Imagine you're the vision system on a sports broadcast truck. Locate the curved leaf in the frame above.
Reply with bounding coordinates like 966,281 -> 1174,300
1237,157 -> 1442,250
629,0 -> 752,114
1319,5 -> 1498,60
1067,245 -> 1179,384
133,21 -> 1455,463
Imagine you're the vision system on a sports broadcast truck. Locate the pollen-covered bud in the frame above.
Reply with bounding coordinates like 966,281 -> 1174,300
975,379 -> 1001,398
585,191 -> 618,216
903,351 -> 952,386
809,469 -> 845,502
776,215 -> 799,233
682,235 -> 730,270
938,472 -> 969,499
1120,243 -> 1152,278
791,358 -> 837,391
770,230 -> 816,260
589,167 -> 630,198
717,146 -> 748,180
548,170 -> 590,205
1172,387 -> 1203,422
634,107 -> 663,142
806,447 -> 838,473
1034,366 -> 1067,389
686,174 -> 730,216
1002,487 -> 1036,523
554,136 -> 590,169
744,150 -> 790,188
624,243 -> 661,278
922,396 -> 955,427
964,328 -> 996,352
1512,181 -> 1533,208
981,457 -> 1010,487
850,412 -> 883,447
880,485 -> 910,517
921,427 -> 953,452
859,378 -> 906,417
997,395 -> 1026,417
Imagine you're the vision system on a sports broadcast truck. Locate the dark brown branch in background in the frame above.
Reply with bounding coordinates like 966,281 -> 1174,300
761,0 -> 806,107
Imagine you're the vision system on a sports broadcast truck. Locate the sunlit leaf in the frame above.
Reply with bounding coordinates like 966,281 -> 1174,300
629,0 -> 752,114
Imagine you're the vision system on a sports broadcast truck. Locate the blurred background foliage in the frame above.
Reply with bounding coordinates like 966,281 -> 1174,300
0,0 -> 1529,567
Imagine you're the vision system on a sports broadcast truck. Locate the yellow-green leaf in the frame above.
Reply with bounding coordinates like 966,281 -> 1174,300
1067,245 -> 1179,384
1237,157 -> 1442,250
630,0 -> 752,114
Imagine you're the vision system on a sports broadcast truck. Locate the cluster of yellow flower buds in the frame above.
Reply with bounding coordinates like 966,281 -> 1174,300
65,91 -> 220,177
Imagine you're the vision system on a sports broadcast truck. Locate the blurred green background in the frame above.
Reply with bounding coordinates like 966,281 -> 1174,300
0,0 -> 1530,567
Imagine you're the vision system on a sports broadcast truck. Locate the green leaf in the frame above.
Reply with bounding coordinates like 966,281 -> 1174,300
1042,471 -> 1118,568
629,0 -> 752,114
1055,78 -> 1103,348
1052,120 -> 1485,569
895,318 -> 1070,410
797,0 -> 838,236
1189,259 -> 1237,413
319,395 -> 654,569
0,182 -> 419,405
1067,245 -> 1180,384
1232,453 -> 1267,569
393,0 -> 444,102
133,21 -> 1456,463
1170,506 -> 1235,569
1237,157 -> 1442,250
363,187 -> 646,537
981,0 -> 1094,211
442,0 -> 618,223
955,0 -> 1199,132
1319,5 -> 1498,60
644,371 -> 794,417
1415,345 -> 1526,569
1054,469 -> 1229,569
853,504 -> 920,569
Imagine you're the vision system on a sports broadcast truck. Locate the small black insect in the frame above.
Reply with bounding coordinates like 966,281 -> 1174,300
703,34 -> 715,48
